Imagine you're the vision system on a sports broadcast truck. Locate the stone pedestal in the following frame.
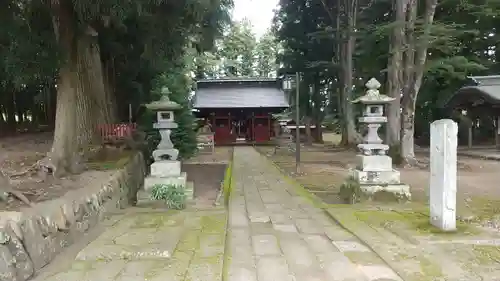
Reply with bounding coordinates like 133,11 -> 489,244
351,158 -> 411,201
430,119 -> 458,231
341,78 -> 410,203
144,161 -> 193,200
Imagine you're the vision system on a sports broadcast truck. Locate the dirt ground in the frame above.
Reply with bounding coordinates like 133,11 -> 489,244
184,146 -> 233,164
257,133 -> 500,224
182,147 -> 233,206
0,133 -> 127,211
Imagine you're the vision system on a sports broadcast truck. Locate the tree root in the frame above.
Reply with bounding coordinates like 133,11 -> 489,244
0,170 -> 34,206
0,155 -> 57,207
0,188 -> 33,207
9,156 -> 57,179
402,156 -> 428,169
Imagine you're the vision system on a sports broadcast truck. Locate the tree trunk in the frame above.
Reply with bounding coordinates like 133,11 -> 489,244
400,92 -> 417,164
304,116 -> 313,145
385,0 -> 406,145
51,64 -> 81,175
342,0 -> 361,145
399,0 -> 438,165
337,3 -> 349,146
6,89 -> 16,130
77,34 -> 114,127
49,0 -> 101,175
102,57 -> 118,123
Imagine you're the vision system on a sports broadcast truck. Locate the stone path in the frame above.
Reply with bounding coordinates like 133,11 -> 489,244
37,208 -> 227,281
35,146 -> 404,281
226,147 -> 402,281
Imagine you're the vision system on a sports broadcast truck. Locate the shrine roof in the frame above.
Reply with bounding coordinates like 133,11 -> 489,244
446,75 -> 500,108
193,78 -> 289,109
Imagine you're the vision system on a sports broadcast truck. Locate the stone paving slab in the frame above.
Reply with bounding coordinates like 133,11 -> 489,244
325,207 -> 500,281
226,147 -> 402,281
40,209 -> 227,281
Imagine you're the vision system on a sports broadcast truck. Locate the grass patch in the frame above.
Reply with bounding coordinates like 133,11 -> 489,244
223,160 -> 233,206
86,150 -> 133,170
460,197 -> 500,221
472,245 -> 500,264
354,209 -> 479,235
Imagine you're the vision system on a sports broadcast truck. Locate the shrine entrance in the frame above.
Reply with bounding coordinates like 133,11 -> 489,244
193,78 -> 290,145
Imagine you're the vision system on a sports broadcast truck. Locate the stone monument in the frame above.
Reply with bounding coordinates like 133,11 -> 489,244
343,78 -> 410,202
273,125 -> 294,154
197,120 -> 215,153
430,119 -> 458,231
143,88 -> 192,199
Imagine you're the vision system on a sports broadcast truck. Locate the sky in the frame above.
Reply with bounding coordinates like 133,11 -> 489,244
232,0 -> 279,38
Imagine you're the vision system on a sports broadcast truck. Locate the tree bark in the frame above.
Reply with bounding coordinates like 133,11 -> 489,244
385,0 -> 406,145
102,57 -> 118,123
342,0 -> 361,145
337,2 -> 349,146
77,33 -> 114,128
304,116 -> 313,145
339,0 -> 361,145
400,0 -> 438,165
49,0 -> 104,175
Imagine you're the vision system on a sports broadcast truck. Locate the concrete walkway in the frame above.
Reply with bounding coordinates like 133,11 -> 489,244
226,147 -> 402,281
36,147 -> 402,281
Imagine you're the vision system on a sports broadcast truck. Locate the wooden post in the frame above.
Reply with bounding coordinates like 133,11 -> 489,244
268,114 -> 271,141
252,113 -> 255,141
468,124 -> 473,149
496,116 -> 500,150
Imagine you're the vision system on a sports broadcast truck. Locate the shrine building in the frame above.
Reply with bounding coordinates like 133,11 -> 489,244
193,78 -> 289,145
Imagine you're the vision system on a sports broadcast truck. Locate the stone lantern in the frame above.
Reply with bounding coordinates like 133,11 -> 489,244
346,78 -> 410,201
143,88 -> 192,199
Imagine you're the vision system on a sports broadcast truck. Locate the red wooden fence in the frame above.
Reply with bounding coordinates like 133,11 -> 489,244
98,123 -> 137,142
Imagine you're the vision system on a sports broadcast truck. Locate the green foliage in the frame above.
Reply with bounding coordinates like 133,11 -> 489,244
195,19 -> 278,78
150,184 -> 187,209
273,0 -> 500,144
137,109 -> 161,164
255,30 -> 278,77
150,51 -> 198,159
0,0 -> 232,134
218,18 -> 258,76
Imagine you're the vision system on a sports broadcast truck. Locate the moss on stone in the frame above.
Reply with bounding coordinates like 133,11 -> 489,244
191,253 -> 224,266
343,251 -> 385,266
223,161 -> 233,206
70,260 -> 96,271
200,214 -> 226,234
132,211 -> 181,228
339,176 -> 409,204
418,256 -> 443,278
176,230 -> 201,252
393,253 -> 443,280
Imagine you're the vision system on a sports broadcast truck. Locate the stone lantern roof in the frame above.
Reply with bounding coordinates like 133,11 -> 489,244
145,88 -> 181,111
352,78 -> 394,104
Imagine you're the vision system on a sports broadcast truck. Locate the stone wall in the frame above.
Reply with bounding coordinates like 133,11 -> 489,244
0,153 -> 145,281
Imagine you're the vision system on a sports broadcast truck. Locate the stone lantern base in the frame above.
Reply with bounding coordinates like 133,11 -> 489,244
144,160 -> 193,200
340,154 -> 411,203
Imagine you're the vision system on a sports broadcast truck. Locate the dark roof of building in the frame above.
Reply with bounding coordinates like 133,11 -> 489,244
197,77 -> 279,83
194,78 -> 289,109
446,75 -> 500,107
